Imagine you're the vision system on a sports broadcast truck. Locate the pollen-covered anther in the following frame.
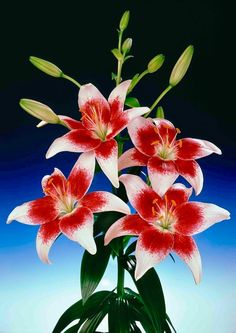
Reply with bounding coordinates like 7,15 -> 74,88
178,140 -> 183,148
151,140 -> 160,145
171,199 -> 177,207
152,206 -> 159,216
176,128 -> 181,134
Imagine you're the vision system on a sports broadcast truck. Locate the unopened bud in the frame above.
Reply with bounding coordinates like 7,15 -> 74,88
148,54 -> 165,73
29,56 -> 63,78
122,38 -> 132,54
156,106 -> 165,119
119,10 -> 130,31
169,45 -> 194,86
20,99 -> 60,124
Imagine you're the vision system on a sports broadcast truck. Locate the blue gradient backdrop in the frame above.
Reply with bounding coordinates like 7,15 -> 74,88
1,1 -> 234,332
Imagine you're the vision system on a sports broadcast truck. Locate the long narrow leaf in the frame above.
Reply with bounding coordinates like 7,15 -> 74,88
80,235 -> 111,303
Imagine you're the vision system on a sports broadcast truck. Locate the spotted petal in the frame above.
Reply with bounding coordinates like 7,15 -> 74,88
36,219 -> 61,264
46,129 -> 101,159
105,214 -> 150,246
135,228 -> 174,280
119,174 -> 162,223
176,138 -> 222,160
59,206 -> 96,255
118,148 -> 149,171
7,197 -> 59,225
128,116 -> 159,156
108,80 -> 131,117
95,139 -> 119,188
174,202 -> 230,236
81,191 -> 130,215
173,234 -> 202,284
67,151 -> 95,199
175,159 -> 203,195
148,157 -> 179,197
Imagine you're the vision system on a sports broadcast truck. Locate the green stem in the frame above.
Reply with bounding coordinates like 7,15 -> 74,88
61,74 -> 82,88
116,31 -> 123,86
145,84 -> 172,117
117,248 -> 124,296
128,69 -> 149,94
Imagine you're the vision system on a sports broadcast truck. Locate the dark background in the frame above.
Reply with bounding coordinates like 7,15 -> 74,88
0,0 -> 230,139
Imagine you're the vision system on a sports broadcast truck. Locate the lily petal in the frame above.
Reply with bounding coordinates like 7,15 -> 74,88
118,148 -> 149,171
59,206 -> 96,255
58,116 -> 84,130
128,116 -> 159,156
106,107 -> 149,140
46,129 -> 101,159
105,214 -> 150,246
79,83 -> 110,127
175,159 -> 203,195
36,219 -> 61,264
7,197 -> 59,225
174,202 -> 230,236
42,168 -> 67,197
148,157 -> 179,197
173,234 -> 202,284
176,138 -> 222,160
135,228 -> 173,280
95,139 -> 119,188
152,118 -> 177,143
119,174 -> 162,223
108,80 -> 131,116
81,191 -> 130,215
165,183 -> 193,207
68,151 -> 95,199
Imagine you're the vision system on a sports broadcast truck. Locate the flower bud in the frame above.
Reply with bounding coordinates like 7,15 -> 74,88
148,54 -> 165,73
156,106 -> 165,119
169,45 -> 194,86
122,38 -> 132,54
119,10 -> 130,31
29,56 -> 63,78
20,99 -> 60,124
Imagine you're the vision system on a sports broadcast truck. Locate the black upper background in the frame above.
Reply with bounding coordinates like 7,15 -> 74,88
0,1 -> 233,155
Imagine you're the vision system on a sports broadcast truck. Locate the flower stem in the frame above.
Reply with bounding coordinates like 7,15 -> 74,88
117,247 -> 124,296
145,84 -> 172,117
116,31 -> 123,86
61,73 -> 82,88
128,69 -> 149,94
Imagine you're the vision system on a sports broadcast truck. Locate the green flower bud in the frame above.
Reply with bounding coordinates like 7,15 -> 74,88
20,99 -> 60,124
156,106 -> 165,119
148,54 -> 165,73
119,10 -> 130,31
122,38 -> 132,54
29,56 -> 63,77
169,45 -> 194,86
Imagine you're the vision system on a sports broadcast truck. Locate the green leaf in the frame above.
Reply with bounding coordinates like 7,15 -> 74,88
124,256 -> 166,332
81,236 -> 111,303
52,300 -> 83,333
63,324 -> 80,333
108,296 -> 131,333
125,97 -> 140,108
166,314 -> 177,333
124,55 -> 134,62
79,309 -> 108,333
111,72 -> 117,81
125,240 -> 137,255
111,48 -> 123,60
94,211 -> 124,236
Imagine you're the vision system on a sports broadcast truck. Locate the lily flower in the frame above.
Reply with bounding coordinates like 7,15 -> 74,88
7,152 -> 130,263
46,81 -> 149,188
119,117 -> 221,196
105,174 -> 230,282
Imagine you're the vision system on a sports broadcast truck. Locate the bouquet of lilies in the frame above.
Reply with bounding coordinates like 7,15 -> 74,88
7,10 -> 230,333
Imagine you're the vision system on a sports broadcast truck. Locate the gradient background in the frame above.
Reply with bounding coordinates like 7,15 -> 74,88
0,1 -> 235,332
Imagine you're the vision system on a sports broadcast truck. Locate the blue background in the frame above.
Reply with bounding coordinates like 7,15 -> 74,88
0,1 -> 235,332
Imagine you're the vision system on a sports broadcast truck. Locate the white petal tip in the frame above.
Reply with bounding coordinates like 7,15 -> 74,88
83,242 -> 97,255
6,218 -> 12,224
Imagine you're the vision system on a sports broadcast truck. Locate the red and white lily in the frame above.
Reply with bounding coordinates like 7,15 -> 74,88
119,117 -> 221,195
105,174 -> 230,282
7,152 -> 130,263
46,81 -> 149,188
